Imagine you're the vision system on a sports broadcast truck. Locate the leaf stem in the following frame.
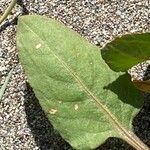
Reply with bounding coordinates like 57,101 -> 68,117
122,131 -> 150,150
0,0 -> 17,24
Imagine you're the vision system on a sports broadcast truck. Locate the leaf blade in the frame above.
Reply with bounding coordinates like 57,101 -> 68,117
17,15 -> 144,149
101,33 -> 150,72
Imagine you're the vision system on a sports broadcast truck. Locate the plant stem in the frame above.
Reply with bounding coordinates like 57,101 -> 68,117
0,0 -> 17,24
120,129 -> 150,150
0,69 -> 13,101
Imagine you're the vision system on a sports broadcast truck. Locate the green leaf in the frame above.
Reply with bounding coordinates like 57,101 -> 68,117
101,33 -> 150,72
17,15 -> 145,150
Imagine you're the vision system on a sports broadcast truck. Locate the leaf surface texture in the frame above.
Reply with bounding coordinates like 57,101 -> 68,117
17,15 -> 143,150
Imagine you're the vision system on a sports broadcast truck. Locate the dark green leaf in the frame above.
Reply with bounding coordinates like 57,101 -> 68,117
101,33 -> 150,72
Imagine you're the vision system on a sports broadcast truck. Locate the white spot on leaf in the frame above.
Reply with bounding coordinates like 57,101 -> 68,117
76,53 -> 80,57
49,109 -> 58,114
74,104 -> 79,110
36,43 -> 42,49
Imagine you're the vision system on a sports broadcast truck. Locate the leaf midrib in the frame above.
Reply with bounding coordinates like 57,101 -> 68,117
21,20 -> 142,148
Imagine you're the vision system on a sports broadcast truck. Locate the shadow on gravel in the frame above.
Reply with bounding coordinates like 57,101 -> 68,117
0,18 -> 18,32
24,81 -> 149,150
17,0 -> 29,15
24,82 -> 72,150
0,0 -> 29,32
97,138 -> 133,150
133,94 -> 150,148
132,64 -> 150,147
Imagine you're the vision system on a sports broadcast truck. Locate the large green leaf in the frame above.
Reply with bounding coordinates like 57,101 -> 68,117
101,33 -> 150,72
17,15 -> 144,150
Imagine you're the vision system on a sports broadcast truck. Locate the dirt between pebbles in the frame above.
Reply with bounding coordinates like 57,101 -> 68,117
0,0 -> 150,150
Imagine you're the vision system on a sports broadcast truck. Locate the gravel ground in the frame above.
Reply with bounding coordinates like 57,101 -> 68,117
0,0 -> 150,150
